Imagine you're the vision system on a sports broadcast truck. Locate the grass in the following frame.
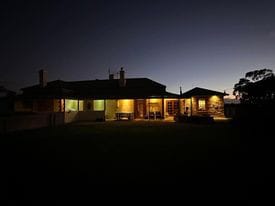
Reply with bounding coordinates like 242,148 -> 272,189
1,121 -> 274,200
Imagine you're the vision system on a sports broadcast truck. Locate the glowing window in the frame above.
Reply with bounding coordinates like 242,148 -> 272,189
117,99 -> 134,113
65,99 -> 78,111
198,99 -> 206,110
93,100 -> 104,111
79,100 -> 84,111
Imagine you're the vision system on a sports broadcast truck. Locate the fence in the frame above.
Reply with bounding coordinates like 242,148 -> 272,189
0,112 -> 64,134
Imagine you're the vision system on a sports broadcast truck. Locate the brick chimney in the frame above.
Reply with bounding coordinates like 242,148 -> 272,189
39,69 -> 47,87
119,67 -> 126,87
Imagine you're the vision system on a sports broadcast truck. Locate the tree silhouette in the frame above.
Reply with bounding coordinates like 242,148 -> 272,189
233,69 -> 275,104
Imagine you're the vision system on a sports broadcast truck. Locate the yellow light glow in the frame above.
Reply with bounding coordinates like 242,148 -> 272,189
79,100 -> 84,111
149,98 -> 161,112
117,99 -> 134,113
209,95 -> 220,103
65,99 -> 78,111
93,100 -> 104,111
198,99 -> 206,110
149,98 -> 160,103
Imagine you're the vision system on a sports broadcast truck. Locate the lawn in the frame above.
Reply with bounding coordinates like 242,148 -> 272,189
1,121 -> 273,200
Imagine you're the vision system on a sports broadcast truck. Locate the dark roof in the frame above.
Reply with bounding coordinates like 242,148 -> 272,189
21,78 -> 179,99
0,86 -> 16,98
181,87 -> 227,98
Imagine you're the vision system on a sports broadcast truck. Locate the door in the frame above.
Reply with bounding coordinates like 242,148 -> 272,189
166,100 -> 179,116
135,99 -> 146,118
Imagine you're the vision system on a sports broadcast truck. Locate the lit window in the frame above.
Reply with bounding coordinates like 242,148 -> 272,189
65,99 -> 78,111
198,99 -> 206,110
93,100 -> 104,111
117,99 -> 134,113
79,100 -> 84,111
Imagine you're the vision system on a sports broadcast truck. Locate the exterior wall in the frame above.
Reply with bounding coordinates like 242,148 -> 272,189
181,95 -> 225,117
53,99 -> 61,112
14,100 -> 33,112
77,111 -> 105,121
179,99 -> 185,115
191,97 -> 198,115
64,110 -> 105,123
207,95 -> 224,117
15,99 -> 58,113
0,112 -> 64,133
64,111 -> 78,123
105,99 -> 117,119
36,99 -> 54,112
181,98 -> 191,115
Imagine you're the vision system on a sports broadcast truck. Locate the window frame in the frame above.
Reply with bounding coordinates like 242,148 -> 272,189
198,99 -> 206,111
93,100 -> 105,111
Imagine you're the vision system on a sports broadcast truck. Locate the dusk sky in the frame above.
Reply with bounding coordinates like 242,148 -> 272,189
1,0 -> 275,96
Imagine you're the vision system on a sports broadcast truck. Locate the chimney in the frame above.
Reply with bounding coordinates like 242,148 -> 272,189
119,67 -> 126,87
39,69 -> 47,87
180,86 -> 182,96
109,73 -> 114,80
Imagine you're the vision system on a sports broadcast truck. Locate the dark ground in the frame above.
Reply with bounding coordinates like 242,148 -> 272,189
1,120 -> 274,202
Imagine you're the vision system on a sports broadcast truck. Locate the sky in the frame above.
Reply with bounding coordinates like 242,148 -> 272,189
1,0 -> 275,96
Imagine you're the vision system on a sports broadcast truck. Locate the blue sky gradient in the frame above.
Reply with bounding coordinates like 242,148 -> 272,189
1,0 -> 275,96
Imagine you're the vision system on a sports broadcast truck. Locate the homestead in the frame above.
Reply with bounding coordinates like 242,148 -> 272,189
15,68 -> 227,123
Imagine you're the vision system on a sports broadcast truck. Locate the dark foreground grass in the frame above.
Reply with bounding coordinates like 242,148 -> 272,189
1,121 -> 274,201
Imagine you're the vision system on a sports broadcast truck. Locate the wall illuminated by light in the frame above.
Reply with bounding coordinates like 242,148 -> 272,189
105,99 -> 117,119
93,100 -> 104,111
209,95 -> 220,103
209,95 -> 223,109
184,99 -> 191,108
117,99 -> 134,113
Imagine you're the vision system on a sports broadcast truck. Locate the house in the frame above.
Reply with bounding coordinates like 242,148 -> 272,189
15,68 -> 179,123
180,87 -> 227,118
15,68 -> 227,123
0,86 -> 16,115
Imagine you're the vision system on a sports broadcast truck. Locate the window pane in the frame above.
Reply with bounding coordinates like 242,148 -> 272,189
198,99 -> 206,110
65,99 -> 78,111
94,100 -> 104,111
79,100 -> 84,111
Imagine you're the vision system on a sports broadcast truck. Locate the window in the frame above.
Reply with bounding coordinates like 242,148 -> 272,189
93,100 -> 104,111
166,100 -> 179,115
79,100 -> 84,111
198,99 -> 206,110
65,99 -> 83,111
117,99 -> 134,113
65,99 -> 78,111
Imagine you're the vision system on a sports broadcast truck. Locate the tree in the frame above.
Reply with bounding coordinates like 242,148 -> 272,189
233,69 -> 275,104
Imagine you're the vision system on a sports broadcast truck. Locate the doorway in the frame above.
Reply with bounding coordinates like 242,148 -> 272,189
135,99 -> 146,118
166,100 -> 179,116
